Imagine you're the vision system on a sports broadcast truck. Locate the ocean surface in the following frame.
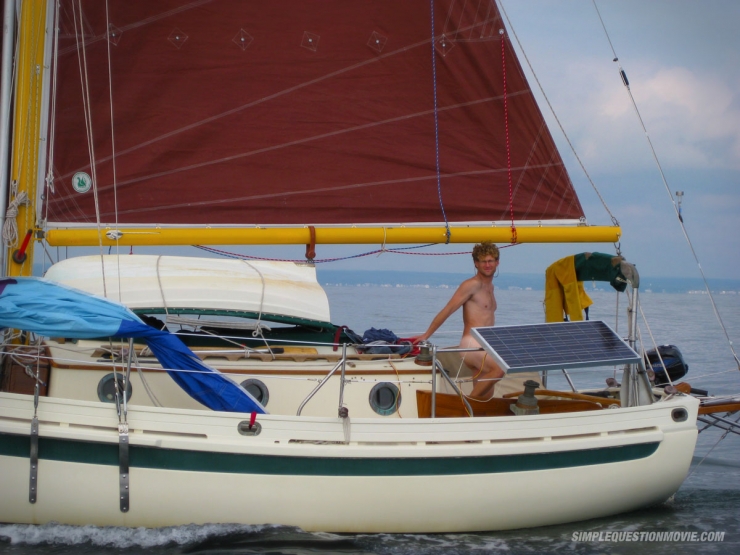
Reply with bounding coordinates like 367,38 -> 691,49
1,286 -> 739,554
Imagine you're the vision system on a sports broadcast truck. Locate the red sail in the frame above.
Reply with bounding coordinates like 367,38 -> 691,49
45,0 -> 583,226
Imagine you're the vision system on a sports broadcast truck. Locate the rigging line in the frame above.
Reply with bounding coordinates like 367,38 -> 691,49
592,0 -> 740,371
193,244 -> 385,264
104,0 -> 122,302
637,302 -> 674,387
497,0 -> 618,227
429,0 -> 450,243
155,255 -> 170,324
500,28 -> 517,245
73,0 -> 107,296
44,0 -> 61,215
0,6 -> 19,178
0,5 -> 20,258
194,242 -> 516,264
133,350 -> 162,408
687,411 -> 740,478
240,260 -> 273,357
0,16 -> 23,256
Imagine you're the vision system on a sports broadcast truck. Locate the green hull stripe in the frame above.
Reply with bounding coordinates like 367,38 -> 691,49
0,432 -> 658,476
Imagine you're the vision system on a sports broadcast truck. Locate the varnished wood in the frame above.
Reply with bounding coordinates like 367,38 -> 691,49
698,401 -> 740,415
416,390 -> 603,418
0,345 -> 51,395
502,388 -> 620,407
672,382 -> 692,394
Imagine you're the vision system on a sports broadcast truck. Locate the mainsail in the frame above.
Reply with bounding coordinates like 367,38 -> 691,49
45,0 -> 584,232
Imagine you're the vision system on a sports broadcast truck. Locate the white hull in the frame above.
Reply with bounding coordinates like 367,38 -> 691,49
0,391 -> 698,532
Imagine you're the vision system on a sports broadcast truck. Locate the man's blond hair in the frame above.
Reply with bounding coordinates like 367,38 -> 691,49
472,242 -> 499,262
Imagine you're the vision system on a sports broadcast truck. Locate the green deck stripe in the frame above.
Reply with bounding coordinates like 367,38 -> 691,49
133,308 -> 334,329
0,432 -> 658,476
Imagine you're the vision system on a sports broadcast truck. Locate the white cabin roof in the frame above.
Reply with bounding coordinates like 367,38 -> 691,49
44,255 -> 331,324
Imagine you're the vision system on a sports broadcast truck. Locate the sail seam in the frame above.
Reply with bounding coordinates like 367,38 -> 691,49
53,91 -> 529,187
516,122 -> 548,220
53,15 -> 504,182
71,163 -> 568,220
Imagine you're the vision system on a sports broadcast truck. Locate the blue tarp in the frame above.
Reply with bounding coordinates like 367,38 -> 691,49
0,277 -> 266,414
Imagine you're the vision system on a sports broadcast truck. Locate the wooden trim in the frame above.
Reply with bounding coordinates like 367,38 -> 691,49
49,360 -> 430,376
1,344 -> 52,395
698,402 -> 740,415
416,390 -> 603,418
502,389 -> 620,407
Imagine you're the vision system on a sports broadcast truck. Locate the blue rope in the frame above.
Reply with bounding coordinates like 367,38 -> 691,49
429,0 -> 450,243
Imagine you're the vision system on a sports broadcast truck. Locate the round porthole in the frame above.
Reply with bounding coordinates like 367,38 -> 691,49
97,373 -> 132,403
240,378 -> 269,407
672,408 -> 688,422
369,382 -> 401,416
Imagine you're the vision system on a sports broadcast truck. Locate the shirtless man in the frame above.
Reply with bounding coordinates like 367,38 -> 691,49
413,242 -> 504,399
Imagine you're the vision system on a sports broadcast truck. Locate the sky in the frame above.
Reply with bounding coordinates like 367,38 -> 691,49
60,0 -> 740,281
495,0 -> 740,280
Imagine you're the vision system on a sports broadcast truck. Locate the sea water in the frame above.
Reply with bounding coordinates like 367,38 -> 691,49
1,288 -> 738,554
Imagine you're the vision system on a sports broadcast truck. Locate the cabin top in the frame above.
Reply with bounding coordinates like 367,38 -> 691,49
44,255 -> 331,325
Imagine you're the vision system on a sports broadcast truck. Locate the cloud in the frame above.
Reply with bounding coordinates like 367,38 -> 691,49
571,63 -> 740,171
634,67 -> 740,167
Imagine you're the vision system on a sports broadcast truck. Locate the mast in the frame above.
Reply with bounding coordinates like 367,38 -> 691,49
4,0 -> 48,277
0,0 -> 16,275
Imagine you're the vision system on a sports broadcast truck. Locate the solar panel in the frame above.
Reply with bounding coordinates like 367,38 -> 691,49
470,320 -> 640,373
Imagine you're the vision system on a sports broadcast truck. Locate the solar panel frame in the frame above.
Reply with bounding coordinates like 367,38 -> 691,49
470,320 -> 640,373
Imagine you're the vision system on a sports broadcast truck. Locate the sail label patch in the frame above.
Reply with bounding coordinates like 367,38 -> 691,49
72,172 -> 91,193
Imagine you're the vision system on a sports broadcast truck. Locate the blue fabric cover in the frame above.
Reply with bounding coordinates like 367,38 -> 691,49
362,327 -> 399,343
0,277 -> 265,414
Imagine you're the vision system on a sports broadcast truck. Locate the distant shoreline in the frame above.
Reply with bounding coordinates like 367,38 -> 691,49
318,269 -> 740,294
32,262 -> 738,294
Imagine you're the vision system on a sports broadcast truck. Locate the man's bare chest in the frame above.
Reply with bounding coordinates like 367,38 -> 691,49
470,287 -> 495,311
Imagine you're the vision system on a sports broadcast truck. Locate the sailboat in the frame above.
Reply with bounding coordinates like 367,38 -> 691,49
0,0 -> 726,532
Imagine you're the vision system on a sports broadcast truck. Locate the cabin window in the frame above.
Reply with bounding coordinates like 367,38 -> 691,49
97,373 -> 132,403
369,382 -> 400,416
672,408 -> 689,422
240,378 -> 269,407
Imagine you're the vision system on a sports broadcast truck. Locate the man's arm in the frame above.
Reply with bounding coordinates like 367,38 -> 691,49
412,279 -> 477,344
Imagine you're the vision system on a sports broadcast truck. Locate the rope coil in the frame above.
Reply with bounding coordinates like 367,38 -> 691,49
3,189 -> 30,247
